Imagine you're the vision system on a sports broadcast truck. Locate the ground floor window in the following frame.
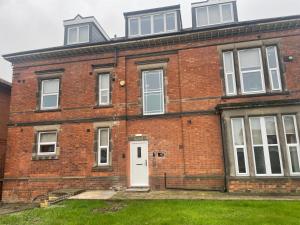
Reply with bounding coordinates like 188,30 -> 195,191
38,131 -> 57,155
98,128 -> 110,166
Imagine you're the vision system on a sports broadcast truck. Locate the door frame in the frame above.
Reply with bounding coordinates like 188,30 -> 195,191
129,141 -> 149,187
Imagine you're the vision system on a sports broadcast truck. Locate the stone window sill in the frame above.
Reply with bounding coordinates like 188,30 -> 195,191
32,155 -> 59,161
92,166 -> 113,172
221,91 -> 290,99
93,105 -> 114,109
34,109 -> 61,113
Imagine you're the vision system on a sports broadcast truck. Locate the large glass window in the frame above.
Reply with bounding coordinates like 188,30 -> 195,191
41,79 -> 60,110
238,48 -> 265,94
38,131 -> 57,155
231,118 -> 249,175
67,25 -> 89,44
98,74 -> 110,105
283,115 -> 300,175
98,128 -> 110,166
250,117 -> 283,176
195,3 -> 234,27
142,70 -> 164,115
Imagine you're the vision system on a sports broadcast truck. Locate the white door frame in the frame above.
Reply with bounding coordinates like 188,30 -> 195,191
130,141 -> 149,187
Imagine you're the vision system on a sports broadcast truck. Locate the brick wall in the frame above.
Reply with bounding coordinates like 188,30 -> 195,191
3,27 -> 300,202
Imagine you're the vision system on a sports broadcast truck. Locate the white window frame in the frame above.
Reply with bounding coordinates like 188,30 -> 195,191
98,73 -> 110,105
128,11 -> 177,37
67,25 -> 89,45
249,116 -> 283,176
98,128 -> 110,166
238,48 -> 266,95
41,79 -> 60,110
266,46 -> 282,91
195,3 -> 234,27
223,51 -> 237,96
231,118 -> 249,176
282,115 -> 300,176
142,69 -> 165,116
37,131 -> 57,156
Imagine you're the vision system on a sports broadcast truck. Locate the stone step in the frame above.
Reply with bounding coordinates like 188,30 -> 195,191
126,187 -> 150,192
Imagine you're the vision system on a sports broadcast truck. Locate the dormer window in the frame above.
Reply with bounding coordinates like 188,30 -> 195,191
67,25 -> 89,44
192,0 -> 238,28
125,5 -> 182,38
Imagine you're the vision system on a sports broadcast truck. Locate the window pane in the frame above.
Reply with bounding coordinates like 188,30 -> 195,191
166,13 -> 176,31
43,79 -> 59,94
137,147 -> 142,158
232,118 -> 244,145
100,148 -> 108,164
271,70 -> 280,90
239,49 -> 261,71
290,146 -> 300,173
222,4 -> 233,22
141,16 -> 151,35
254,146 -> 266,174
129,18 -> 139,35
250,118 -> 263,145
269,146 -> 282,174
208,5 -> 221,24
196,7 -> 208,26
144,71 -> 162,91
223,52 -> 234,73
265,117 -> 278,144
153,14 -> 164,33
100,129 -> 109,146
79,26 -> 89,42
266,47 -> 277,68
226,74 -> 235,94
100,90 -> 109,104
100,74 -> 109,89
284,116 -> 296,134
68,27 -> 77,43
242,71 -> 263,92
237,148 -> 246,174
42,95 -> 58,108
40,144 -> 55,153
145,92 -> 163,114
40,133 -> 56,143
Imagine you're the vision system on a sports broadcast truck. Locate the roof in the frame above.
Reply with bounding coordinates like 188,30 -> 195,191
3,14 -> 300,63
124,5 -> 181,17
0,78 -> 12,88
63,14 -> 110,41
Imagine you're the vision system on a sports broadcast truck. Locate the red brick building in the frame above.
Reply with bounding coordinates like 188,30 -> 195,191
2,0 -> 300,202
0,79 -> 11,201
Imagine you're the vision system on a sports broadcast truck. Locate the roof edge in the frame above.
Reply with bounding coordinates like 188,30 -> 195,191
124,4 -> 181,17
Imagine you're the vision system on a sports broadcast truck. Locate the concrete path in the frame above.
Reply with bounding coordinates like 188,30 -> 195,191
69,190 -> 116,200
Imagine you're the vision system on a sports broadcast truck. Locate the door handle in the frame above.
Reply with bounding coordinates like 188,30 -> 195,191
145,160 -> 147,166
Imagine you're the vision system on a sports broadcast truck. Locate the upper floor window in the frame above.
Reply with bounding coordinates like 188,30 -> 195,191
98,73 -> 110,105
41,79 -> 60,110
195,3 -> 234,27
67,25 -> 89,44
129,11 -> 177,37
142,70 -> 165,115
38,131 -> 57,155
223,46 -> 282,96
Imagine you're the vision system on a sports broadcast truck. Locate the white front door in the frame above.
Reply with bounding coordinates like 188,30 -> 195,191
130,141 -> 149,187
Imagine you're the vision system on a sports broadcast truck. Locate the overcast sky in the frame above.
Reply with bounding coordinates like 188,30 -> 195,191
1,0 -> 300,82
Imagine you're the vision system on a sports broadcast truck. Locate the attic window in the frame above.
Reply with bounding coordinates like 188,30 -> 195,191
67,25 -> 89,44
195,3 -> 234,27
128,11 -> 177,37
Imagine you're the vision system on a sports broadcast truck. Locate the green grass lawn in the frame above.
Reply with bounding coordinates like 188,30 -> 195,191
1,200 -> 300,225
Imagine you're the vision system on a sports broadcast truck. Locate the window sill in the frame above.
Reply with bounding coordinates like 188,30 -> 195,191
221,91 -> 290,99
32,155 -> 59,161
229,176 -> 300,181
93,105 -> 113,109
92,166 -> 113,172
35,109 -> 61,113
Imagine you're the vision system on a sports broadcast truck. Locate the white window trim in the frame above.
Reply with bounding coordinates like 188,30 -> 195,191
40,79 -> 60,110
266,46 -> 282,91
282,115 -> 300,176
249,116 -> 284,177
98,74 -> 110,105
37,131 -> 57,156
195,3 -> 234,28
98,128 -> 110,166
128,11 -> 177,37
231,118 -> 249,176
223,51 -> 237,96
142,70 -> 165,116
238,48 -> 266,95
67,25 -> 90,45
